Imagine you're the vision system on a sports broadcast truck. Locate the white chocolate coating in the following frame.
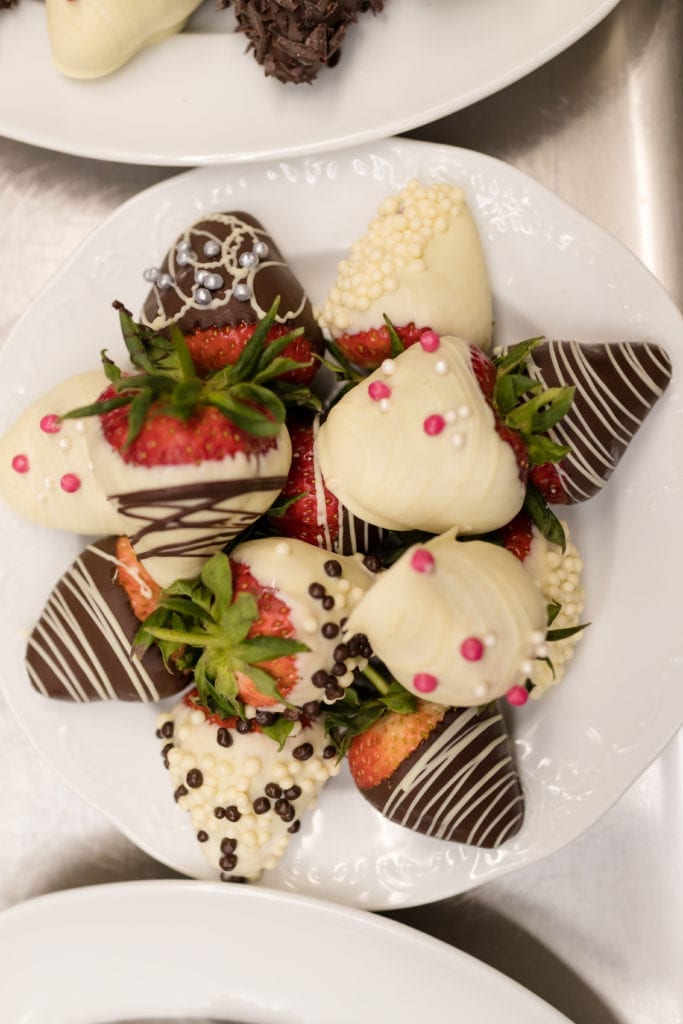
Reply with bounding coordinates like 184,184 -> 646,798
317,336 -> 525,535
46,0 -> 204,79
523,522 -> 585,698
159,698 -> 339,881
318,180 -> 493,351
0,371 -> 127,536
230,536 -> 375,706
88,425 -> 292,588
344,532 -> 548,707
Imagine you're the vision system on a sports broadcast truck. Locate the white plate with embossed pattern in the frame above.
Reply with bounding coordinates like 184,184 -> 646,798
0,881 -> 574,1024
0,0 -> 622,165
0,139 -> 681,910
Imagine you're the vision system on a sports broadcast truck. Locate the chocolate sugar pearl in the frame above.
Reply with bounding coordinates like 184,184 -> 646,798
220,837 -> 237,854
236,719 -> 251,734
253,796 -> 271,814
186,768 -> 203,789
308,582 -> 325,599
284,785 -> 302,801
265,782 -> 282,799
288,820 -> 301,834
323,745 -> 337,759
255,710 -> 275,726
283,707 -> 301,721
293,742 -> 313,760
216,727 -> 233,747
220,853 -> 238,872
197,830 -> 209,843
324,559 -> 342,577
225,805 -> 241,822
214,806 -> 226,819
333,643 -> 349,662
312,669 -> 328,688
302,700 -> 321,719
161,721 -> 174,738
161,742 -> 173,758
331,662 -> 347,677
275,798 -> 292,817
363,554 -> 382,573
325,681 -> 344,701
173,785 -> 188,802
321,595 -> 335,610
321,622 -> 339,639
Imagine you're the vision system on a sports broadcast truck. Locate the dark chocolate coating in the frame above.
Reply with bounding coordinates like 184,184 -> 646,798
26,537 -> 187,703
358,704 -> 524,848
140,211 -> 323,349
527,339 -> 672,502
227,0 -> 385,85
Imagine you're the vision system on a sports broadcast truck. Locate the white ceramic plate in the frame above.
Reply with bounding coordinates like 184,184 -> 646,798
0,880 -> 573,1024
1,139 -> 682,911
0,0 -> 622,165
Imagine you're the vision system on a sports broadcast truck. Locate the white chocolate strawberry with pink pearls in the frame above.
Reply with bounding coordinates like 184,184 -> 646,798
343,530 -> 548,708
317,333 -> 526,536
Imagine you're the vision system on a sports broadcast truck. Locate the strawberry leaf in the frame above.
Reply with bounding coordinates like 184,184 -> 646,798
494,373 -> 540,416
114,302 -> 158,375
271,380 -> 322,412
261,717 -> 297,750
200,552 -> 233,613
216,592 -> 259,646
252,357 -> 313,385
494,337 -> 544,375
546,622 -> 590,641
236,662 -> 287,703
225,297 -> 280,384
267,490 -> 306,517
524,482 -> 566,550
380,681 -> 418,714
526,435 -> 572,466
125,390 -> 154,447
232,636 -> 310,663
547,601 -> 562,626
256,326 -> 305,371
383,314 -> 406,357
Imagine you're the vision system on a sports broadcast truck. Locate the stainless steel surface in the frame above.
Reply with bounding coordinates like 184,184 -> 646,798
0,1 -> 681,1023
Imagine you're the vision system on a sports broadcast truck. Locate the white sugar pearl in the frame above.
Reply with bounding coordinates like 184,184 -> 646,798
195,287 -> 212,306
143,267 -> 159,282
234,283 -> 252,302
203,240 -> 220,257
381,358 -> 396,375
253,241 -> 269,259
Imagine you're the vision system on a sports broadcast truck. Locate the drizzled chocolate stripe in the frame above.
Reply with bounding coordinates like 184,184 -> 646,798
526,340 -> 672,502
359,705 -> 524,848
112,476 -> 287,560
140,211 -> 323,347
26,538 -> 187,703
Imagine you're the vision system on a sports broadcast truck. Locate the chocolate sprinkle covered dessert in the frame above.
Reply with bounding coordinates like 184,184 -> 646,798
224,0 -> 385,85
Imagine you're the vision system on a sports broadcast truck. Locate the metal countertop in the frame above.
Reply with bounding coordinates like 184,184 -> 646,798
0,1 -> 681,1022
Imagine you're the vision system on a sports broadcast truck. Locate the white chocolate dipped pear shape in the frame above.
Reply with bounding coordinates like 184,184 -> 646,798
0,371 -> 127,536
318,179 -> 493,352
317,334 -> 525,536
46,0 -> 204,79
344,531 -> 548,707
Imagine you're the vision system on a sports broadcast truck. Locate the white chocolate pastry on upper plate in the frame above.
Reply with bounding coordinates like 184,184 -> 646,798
317,334 -> 525,536
318,179 -> 493,353
45,0 -> 204,79
343,530 -> 548,708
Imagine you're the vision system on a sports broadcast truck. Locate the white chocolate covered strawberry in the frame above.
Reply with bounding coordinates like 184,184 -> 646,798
318,179 -> 493,360
317,334 -> 526,535
343,530 -> 548,707
158,692 -> 340,881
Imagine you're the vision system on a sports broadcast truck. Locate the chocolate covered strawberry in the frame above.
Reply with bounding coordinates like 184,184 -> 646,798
317,332 -> 573,537
318,179 -> 493,361
140,210 -> 323,386
515,338 -> 673,503
346,700 -> 525,848
268,411 -> 385,556
158,691 -> 340,881
138,538 -> 377,713
64,302 -> 293,587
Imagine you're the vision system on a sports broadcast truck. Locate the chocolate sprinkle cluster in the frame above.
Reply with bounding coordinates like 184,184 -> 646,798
223,0 -> 386,85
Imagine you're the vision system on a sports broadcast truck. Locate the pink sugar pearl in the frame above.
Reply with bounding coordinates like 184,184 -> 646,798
368,380 -> 392,402
506,685 -> 529,707
60,473 -> 81,494
423,414 -> 445,436
11,454 -> 29,473
413,672 -> 438,693
39,414 -> 62,434
460,636 -> 485,662
419,330 -> 440,353
410,548 -> 435,574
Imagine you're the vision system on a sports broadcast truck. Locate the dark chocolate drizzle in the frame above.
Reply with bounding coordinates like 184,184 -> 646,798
140,211 -> 323,349
26,537 -> 186,703
359,704 -> 524,848
111,475 -> 287,563
526,339 -> 672,502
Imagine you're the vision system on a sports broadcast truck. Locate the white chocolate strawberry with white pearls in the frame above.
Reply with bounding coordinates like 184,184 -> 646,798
158,692 -> 339,882
317,334 -> 526,536
343,530 -> 548,707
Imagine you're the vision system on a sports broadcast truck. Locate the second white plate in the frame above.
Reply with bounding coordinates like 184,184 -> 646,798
0,139 -> 681,910
0,0 -> 621,165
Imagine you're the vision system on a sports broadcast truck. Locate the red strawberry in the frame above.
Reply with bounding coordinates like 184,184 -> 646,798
270,414 -> 340,547
469,343 -> 497,400
494,421 -> 529,482
335,322 -> 427,368
185,322 -> 317,384
529,461 -> 569,504
99,390 -> 276,467
348,702 -> 446,789
499,510 -> 534,562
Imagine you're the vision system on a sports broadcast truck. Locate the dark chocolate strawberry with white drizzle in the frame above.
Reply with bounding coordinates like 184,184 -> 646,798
140,210 -> 323,386
517,339 -> 672,503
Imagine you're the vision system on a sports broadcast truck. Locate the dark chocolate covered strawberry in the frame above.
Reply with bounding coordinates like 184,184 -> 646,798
158,690 -> 339,881
346,700 -> 525,848
138,539 -> 376,713
319,179 -> 493,358
140,210 -> 323,385
26,537 -> 187,702
520,339 -> 672,503
63,302 -> 293,588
